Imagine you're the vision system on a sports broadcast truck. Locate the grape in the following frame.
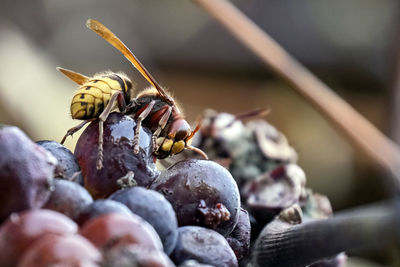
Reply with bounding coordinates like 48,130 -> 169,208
75,112 -> 160,199
43,178 -> 93,220
171,226 -> 238,267
151,159 -> 240,236
36,140 -> 83,184
102,244 -> 175,267
17,234 -> 102,267
0,209 -> 77,267
0,126 -> 56,223
192,111 -> 297,187
80,213 -> 163,251
301,191 -> 333,220
76,199 -> 133,226
110,187 -> 178,255
226,208 -> 251,262
242,163 -> 306,223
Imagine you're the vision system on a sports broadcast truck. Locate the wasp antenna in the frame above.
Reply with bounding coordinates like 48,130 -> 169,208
86,19 -> 175,106
187,119 -> 202,141
57,67 -> 90,85
186,120 -> 208,159
235,107 -> 270,121
187,145 -> 209,160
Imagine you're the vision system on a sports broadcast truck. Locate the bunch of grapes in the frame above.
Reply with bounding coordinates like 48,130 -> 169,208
0,111 -> 342,267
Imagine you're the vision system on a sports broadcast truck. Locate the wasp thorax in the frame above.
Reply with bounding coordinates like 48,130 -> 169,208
114,72 -> 133,101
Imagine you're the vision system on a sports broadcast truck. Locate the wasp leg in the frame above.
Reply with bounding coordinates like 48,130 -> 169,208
117,93 -> 127,113
186,145 -> 209,160
133,100 -> 156,154
152,106 -> 172,153
96,91 -> 125,170
61,119 -> 96,144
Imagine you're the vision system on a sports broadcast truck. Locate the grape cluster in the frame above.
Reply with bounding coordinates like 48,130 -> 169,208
193,109 -> 346,265
0,110 -> 342,266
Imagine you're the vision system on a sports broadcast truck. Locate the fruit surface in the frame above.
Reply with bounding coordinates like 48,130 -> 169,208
76,199 -> 133,226
171,226 -> 238,267
102,244 -> 175,267
17,234 -> 102,267
43,178 -> 93,220
0,209 -> 78,267
110,187 -> 178,255
80,213 -> 163,251
37,140 -> 83,184
75,112 -> 159,199
0,126 -> 56,222
151,159 -> 240,236
226,208 -> 251,261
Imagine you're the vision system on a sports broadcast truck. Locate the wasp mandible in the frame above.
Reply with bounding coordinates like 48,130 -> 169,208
60,19 -> 207,169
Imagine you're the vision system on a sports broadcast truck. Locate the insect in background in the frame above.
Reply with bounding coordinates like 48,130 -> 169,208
59,19 -> 207,169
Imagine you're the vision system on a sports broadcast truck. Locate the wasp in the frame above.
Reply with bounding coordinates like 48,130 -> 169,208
60,19 -> 207,169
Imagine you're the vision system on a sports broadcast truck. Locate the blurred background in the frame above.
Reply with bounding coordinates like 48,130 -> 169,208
0,0 -> 399,265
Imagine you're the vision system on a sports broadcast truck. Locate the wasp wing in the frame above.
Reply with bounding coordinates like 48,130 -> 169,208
57,67 -> 90,85
86,19 -> 174,106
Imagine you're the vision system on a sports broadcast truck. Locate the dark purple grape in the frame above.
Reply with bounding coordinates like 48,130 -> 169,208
171,226 -> 238,267
0,209 -> 78,267
80,213 -> 163,251
109,187 -> 178,255
75,112 -> 160,199
76,199 -> 133,226
102,244 -> 175,267
151,159 -> 240,236
226,208 -> 251,262
36,140 -> 83,184
17,234 -> 102,267
43,178 -> 93,220
0,126 -> 56,223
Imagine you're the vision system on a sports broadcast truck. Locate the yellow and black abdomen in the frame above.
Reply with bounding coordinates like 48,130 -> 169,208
70,75 -> 125,120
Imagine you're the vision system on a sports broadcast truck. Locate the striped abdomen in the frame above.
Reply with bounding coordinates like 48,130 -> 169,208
70,74 -> 126,120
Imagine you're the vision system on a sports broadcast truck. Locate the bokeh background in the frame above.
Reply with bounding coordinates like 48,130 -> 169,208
0,0 -> 399,265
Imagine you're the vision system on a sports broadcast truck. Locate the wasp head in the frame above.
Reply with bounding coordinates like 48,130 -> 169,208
155,119 -> 208,160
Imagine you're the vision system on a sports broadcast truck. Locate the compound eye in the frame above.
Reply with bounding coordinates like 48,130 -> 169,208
169,119 -> 191,140
175,129 -> 190,141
